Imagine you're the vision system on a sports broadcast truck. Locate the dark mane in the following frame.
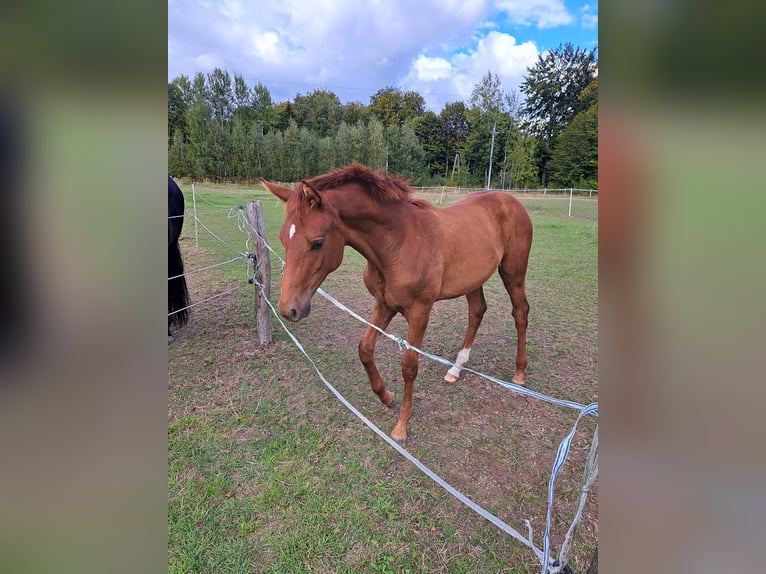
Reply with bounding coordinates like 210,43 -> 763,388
286,163 -> 432,216
307,162 -> 413,201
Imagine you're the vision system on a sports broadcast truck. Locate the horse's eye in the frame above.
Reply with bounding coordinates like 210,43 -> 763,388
310,239 -> 324,251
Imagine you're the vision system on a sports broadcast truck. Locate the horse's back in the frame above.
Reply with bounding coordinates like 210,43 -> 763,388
440,191 -> 532,250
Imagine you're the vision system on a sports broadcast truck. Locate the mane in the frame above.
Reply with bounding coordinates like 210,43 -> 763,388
286,163 -> 431,215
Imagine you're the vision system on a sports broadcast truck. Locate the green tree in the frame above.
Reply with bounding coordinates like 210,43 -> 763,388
366,117 -> 387,171
348,121 -> 366,165
500,128 -> 537,189
282,119 -> 302,181
190,72 -> 208,104
298,125 -> 319,175
231,116 -> 255,181
335,121 -> 354,166
168,128 -> 187,178
206,67 -> 234,127
469,71 -> 510,117
316,135 -> 336,174
262,129 -> 284,180
340,102 -> 370,126
411,112 -> 446,178
206,119 -> 233,180
400,90 -> 426,124
251,82 -> 275,132
547,78 -> 598,189
440,101 -> 470,179
186,99 -> 212,180
520,42 -> 597,185
369,86 -> 402,128
292,89 -> 341,137
369,87 -> 425,128
249,124 -> 266,177
232,73 -> 252,126
273,102 -> 295,133
464,72 -> 516,187
385,124 -> 423,179
168,76 -> 191,142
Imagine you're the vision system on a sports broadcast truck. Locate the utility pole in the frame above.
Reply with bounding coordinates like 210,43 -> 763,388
451,152 -> 459,179
486,121 -> 497,189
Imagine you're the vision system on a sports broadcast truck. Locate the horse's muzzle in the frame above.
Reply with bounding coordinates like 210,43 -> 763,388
278,298 -> 311,322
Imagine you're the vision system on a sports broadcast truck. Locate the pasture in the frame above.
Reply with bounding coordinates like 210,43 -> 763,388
168,182 -> 598,573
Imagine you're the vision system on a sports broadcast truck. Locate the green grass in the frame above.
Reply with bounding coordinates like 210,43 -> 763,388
169,182 -> 598,573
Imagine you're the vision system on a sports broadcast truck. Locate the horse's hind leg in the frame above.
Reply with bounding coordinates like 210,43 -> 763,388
499,266 -> 529,385
359,301 -> 397,407
444,287 -> 487,382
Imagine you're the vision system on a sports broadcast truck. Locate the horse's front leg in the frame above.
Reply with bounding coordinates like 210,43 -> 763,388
391,305 -> 431,443
358,300 -> 397,407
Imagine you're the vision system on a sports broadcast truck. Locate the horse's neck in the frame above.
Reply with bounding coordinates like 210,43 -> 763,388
335,193 -> 425,268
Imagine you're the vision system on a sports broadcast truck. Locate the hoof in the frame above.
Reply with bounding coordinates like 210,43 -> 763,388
390,431 -> 407,445
381,390 -> 395,407
444,372 -> 458,383
512,377 -> 526,386
391,422 -> 407,444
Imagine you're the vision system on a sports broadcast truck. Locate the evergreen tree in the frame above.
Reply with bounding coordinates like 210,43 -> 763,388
520,42 -> 597,185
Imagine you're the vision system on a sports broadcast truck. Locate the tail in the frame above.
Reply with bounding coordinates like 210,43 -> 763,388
168,240 -> 189,328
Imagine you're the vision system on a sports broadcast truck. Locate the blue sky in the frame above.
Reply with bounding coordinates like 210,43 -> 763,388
168,0 -> 597,112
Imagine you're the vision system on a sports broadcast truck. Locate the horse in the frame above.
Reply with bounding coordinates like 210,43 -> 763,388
168,176 -> 190,343
262,163 -> 532,443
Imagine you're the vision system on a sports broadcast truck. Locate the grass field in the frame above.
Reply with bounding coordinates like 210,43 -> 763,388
168,182 -> 598,573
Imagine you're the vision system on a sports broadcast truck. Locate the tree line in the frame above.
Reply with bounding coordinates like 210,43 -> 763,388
168,43 -> 597,189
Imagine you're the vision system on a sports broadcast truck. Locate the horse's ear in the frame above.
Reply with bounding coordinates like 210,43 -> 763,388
301,182 -> 322,207
261,178 -> 291,202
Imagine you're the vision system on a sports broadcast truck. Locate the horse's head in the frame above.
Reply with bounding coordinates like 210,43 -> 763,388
262,179 -> 345,321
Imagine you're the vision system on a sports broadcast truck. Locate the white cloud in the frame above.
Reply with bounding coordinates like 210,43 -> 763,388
249,31 -> 281,60
169,0 -> 553,110
411,55 -> 454,82
580,4 -> 598,30
403,31 -> 538,110
495,0 -> 573,29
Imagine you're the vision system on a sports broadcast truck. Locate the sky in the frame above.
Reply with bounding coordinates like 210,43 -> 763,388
168,0 -> 597,112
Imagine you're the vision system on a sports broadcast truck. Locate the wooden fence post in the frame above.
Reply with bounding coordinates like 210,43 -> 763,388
246,201 -> 272,344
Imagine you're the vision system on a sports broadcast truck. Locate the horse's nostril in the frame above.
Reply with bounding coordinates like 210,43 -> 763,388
289,308 -> 298,321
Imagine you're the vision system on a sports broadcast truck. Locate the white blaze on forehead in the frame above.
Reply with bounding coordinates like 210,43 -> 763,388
289,223 -> 296,240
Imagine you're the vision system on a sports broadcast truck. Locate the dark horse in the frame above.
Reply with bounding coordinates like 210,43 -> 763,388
168,176 -> 189,343
262,163 -> 532,442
